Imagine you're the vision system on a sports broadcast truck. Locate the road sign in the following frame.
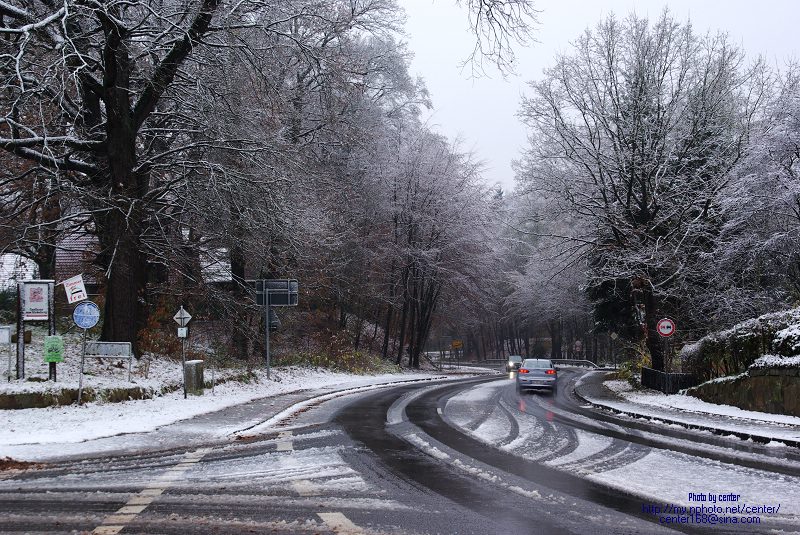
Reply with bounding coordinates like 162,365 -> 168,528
610,332 -> 619,340
22,281 -> 51,320
173,306 -> 192,327
255,279 -> 299,306
43,336 -> 65,363
451,339 -> 463,350
62,274 -> 88,304
656,318 -> 676,337
73,301 -> 100,329
173,307 -> 192,399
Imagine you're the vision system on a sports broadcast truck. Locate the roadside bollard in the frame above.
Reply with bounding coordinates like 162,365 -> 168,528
185,360 -> 204,396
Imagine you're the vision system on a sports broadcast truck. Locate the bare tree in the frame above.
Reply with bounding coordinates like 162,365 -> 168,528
714,66 -> 800,321
0,0 -> 403,349
516,10 -> 768,369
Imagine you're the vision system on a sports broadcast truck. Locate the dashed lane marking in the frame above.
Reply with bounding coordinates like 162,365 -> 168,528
90,447 -> 211,534
276,430 -> 294,451
292,479 -> 318,496
318,511 -> 364,534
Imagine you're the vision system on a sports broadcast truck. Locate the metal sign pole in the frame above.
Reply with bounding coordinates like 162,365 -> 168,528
16,282 -> 24,379
182,337 -> 187,399
265,290 -> 271,380
78,328 -> 87,406
48,281 -> 56,382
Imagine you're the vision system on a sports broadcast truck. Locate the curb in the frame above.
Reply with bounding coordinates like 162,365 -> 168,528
573,381 -> 800,449
231,375 -> 461,435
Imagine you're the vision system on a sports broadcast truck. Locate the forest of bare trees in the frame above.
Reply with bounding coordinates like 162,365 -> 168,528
2,4 -> 797,371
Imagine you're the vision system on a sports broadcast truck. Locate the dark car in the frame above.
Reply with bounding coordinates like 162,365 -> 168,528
516,358 -> 558,394
506,355 -> 523,372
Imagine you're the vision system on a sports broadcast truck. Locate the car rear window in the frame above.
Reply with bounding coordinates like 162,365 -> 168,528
522,359 -> 552,369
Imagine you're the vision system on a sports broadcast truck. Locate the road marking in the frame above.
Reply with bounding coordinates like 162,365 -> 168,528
292,479 -> 318,496
318,512 -> 363,534
91,447 -> 211,535
92,526 -> 124,535
276,430 -> 294,451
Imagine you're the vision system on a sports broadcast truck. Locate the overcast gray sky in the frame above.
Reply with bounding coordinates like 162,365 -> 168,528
402,0 -> 799,192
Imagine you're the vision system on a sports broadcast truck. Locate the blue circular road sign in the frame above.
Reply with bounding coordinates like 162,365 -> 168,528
73,301 -> 100,329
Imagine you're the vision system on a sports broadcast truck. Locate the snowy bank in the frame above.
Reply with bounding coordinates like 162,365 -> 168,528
0,367 -> 467,448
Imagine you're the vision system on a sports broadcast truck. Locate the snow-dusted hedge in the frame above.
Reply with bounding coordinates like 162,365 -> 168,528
750,354 -> 800,370
681,307 -> 800,382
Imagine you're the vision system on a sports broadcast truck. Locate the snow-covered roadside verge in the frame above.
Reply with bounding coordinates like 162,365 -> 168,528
604,379 -> 800,427
576,373 -> 800,444
0,368 -> 481,447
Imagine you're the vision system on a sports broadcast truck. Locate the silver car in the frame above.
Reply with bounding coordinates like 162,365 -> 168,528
516,358 -> 558,394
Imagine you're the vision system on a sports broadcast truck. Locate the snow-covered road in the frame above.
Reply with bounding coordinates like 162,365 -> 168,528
442,370 -> 800,532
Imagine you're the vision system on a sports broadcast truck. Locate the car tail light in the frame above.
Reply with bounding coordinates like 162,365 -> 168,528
546,369 -> 556,375
519,368 -> 529,374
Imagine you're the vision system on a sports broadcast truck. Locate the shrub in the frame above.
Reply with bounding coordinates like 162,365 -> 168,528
681,307 -> 800,382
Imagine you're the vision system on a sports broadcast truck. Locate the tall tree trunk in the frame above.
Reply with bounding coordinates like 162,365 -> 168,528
395,295 -> 409,366
381,304 -> 394,361
644,288 -> 665,370
523,327 -> 530,358
368,306 -> 380,353
549,319 -> 563,360
406,295 -> 417,368
98,30 -> 146,350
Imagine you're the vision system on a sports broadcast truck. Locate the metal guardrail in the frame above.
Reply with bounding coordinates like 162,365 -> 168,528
550,359 -> 600,368
482,358 -> 610,370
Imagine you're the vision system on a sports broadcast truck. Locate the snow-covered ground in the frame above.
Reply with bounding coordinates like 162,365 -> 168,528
0,367 -> 471,449
1,329 -> 193,394
605,379 -> 800,426
442,379 -> 800,530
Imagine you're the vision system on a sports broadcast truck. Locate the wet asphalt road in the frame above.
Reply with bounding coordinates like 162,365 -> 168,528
0,369 -> 797,534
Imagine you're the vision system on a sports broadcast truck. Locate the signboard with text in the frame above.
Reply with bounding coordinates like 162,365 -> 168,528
62,274 -> 88,304
22,282 -> 50,321
255,279 -> 299,306
43,336 -> 65,363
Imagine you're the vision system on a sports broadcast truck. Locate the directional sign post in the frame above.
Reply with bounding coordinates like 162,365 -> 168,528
252,279 -> 299,380
174,306 -> 192,399
74,301 -> 100,405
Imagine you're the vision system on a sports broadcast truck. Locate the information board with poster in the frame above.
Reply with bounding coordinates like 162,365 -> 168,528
23,282 -> 50,321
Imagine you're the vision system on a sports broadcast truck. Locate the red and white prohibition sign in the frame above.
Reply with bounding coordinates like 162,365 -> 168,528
656,318 -> 676,337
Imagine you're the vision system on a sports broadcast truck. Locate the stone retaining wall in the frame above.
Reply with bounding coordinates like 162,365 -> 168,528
686,367 -> 800,417
0,385 -> 155,409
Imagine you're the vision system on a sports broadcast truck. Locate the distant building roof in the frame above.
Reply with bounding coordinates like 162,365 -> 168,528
55,232 -> 100,284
